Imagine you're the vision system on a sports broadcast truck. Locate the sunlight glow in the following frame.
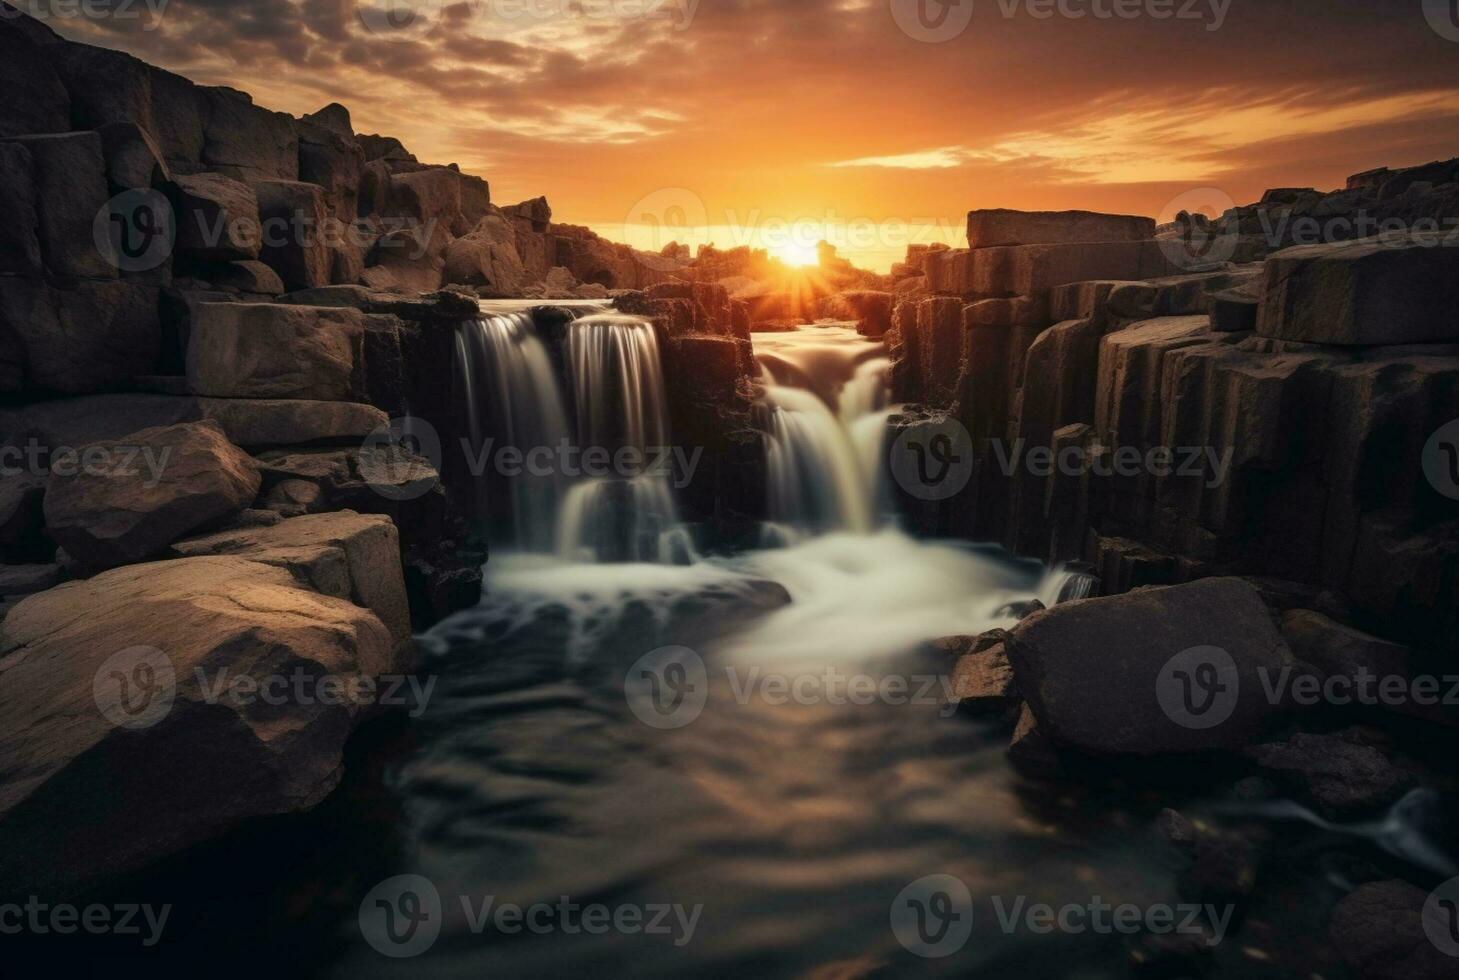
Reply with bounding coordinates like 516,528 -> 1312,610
775,242 -> 820,267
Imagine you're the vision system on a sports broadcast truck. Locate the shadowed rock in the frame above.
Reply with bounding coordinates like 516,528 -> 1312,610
967,209 -> 1156,249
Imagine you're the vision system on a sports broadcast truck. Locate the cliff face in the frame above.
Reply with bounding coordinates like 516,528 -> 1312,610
876,185 -> 1459,656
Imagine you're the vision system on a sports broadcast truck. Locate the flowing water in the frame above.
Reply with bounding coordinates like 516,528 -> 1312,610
94,316 -> 1450,979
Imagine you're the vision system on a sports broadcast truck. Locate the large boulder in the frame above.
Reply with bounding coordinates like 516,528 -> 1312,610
171,511 -> 410,644
96,121 -> 171,193
0,8 -> 70,138
200,87 -> 298,182
1005,578 -> 1295,755
43,420 -> 261,570
0,141 -> 42,275
967,209 -> 1156,249
1,394 -> 386,455
1,132 -> 116,279
1329,880 -> 1456,980
254,180 -> 332,291
171,172 -> 261,262
298,116 -> 364,223
1246,729 -> 1416,818
1257,234 -> 1459,345
0,554 -> 397,896
0,278 -> 161,395
186,303 -> 366,401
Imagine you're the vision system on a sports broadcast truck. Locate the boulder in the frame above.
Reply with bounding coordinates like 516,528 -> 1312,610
171,172 -> 261,262
262,479 -> 325,519
204,259 -> 285,296
967,209 -> 1156,249
171,511 -> 410,644
0,278 -> 161,395
940,632 -> 1019,709
1257,234 -> 1459,345
43,420 -> 261,569
1329,880 -> 1456,980
0,554 -> 397,896
0,473 -> 50,563
1005,578 -> 1295,755
2,132 -> 116,279
1,394 -> 387,455
0,10 -> 70,138
254,180 -> 332,291
0,141 -> 42,275
186,303 -> 366,401
0,563 -> 65,596
95,121 -> 171,192
1246,729 -> 1416,818
298,105 -> 364,222
821,290 -> 894,338
200,87 -> 298,182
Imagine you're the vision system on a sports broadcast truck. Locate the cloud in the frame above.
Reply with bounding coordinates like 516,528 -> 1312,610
827,147 -> 971,169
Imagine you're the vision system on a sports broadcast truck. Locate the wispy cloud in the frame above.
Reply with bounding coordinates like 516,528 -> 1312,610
826,146 -> 971,169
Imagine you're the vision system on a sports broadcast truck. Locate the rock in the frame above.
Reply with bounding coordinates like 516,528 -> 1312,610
944,635 -> 1020,709
358,133 -> 417,165
967,209 -> 1156,249
0,554 -> 397,896
1,394 -> 388,455
298,108 -> 364,223
821,290 -> 894,338
926,240 -> 1173,296
171,511 -> 410,644
0,278 -> 161,395
1154,808 -> 1260,905
0,12 -> 70,139
2,132 -> 116,279
1246,729 -> 1416,818
0,142 -> 42,275
199,87 -> 298,182
204,259 -> 285,296
1210,282 -> 1261,333
1007,703 -> 1061,776
443,209 -> 526,295
1329,880 -> 1455,980
171,172 -> 261,262
254,180 -> 332,291
1258,234 -> 1459,345
95,121 -> 171,192
186,303 -> 366,401
43,420 -> 261,570
262,479 -> 325,518
1005,578 -> 1295,755
0,563 -> 65,596
0,473 -> 50,563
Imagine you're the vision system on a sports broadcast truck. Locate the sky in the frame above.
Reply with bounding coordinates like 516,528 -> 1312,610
31,0 -> 1459,270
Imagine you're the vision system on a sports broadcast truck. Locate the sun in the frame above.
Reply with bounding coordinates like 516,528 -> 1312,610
775,242 -> 819,268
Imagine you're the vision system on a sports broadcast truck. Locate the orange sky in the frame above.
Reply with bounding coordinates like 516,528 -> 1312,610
44,0 -> 1459,270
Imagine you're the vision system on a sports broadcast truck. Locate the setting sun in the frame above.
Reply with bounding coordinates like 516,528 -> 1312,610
775,242 -> 819,267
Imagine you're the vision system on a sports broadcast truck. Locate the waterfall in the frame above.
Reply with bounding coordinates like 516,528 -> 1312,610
757,325 -> 895,541
557,314 -> 692,563
456,312 -> 573,552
